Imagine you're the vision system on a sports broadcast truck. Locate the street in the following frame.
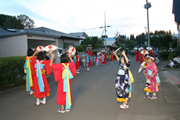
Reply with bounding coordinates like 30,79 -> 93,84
0,56 -> 180,120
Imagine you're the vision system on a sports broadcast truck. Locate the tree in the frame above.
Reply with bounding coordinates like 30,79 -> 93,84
17,14 -> 34,29
3,16 -> 24,29
81,36 -> 104,50
126,40 -> 137,50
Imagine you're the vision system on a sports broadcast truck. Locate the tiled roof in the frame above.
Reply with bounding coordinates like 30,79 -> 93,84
0,27 -> 81,39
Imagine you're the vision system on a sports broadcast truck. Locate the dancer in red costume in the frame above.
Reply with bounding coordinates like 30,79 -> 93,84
52,53 -> 76,113
135,50 -> 139,62
85,47 -> 93,70
31,51 -> 55,105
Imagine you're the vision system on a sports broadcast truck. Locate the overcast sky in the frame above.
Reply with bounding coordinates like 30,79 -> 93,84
0,0 -> 177,38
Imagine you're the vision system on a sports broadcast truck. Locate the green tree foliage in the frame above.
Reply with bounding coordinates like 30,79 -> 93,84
81,36 -> 104,50
75,46 -> 84,51
126,40 -> 137,50
0,14 -> 24,29
0,14 -> 34,29
17,14 -> 34,29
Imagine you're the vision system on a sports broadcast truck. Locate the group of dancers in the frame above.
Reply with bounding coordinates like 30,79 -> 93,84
24,46 -> 114,113
24,45 -> 160,112
114,47 -> 160,109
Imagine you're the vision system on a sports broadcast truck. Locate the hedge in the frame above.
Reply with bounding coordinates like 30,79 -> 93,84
75,46 -> 84,51
168,53 -> 175,60
0,56 -> 25,89
160,51 -> 170,60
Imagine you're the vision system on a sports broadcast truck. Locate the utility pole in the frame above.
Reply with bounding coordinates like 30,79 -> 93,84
104,12 -> 107,51
144,0 -> 151,47
99,12 -> 110,51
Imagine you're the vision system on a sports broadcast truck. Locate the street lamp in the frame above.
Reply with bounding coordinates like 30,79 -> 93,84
144,0 -> 151,47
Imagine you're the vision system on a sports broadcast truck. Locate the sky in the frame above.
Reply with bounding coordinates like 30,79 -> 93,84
0,0 -> 177,38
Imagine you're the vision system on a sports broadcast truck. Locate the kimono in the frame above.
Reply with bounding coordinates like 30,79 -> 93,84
135,51 -> 139,61
24,56 -> 36,91
115,60 -> 132,102
75,55 -> 80,69
85,50 -> 93,67
145,62 -> 159,93
102,54 -> 107,64
52,62 -> 76,109
110,53 -> 113,61
99,55 -> 102,64
140,53 -> 145,64
31,59 -> 51,98
94,56 -> 99,65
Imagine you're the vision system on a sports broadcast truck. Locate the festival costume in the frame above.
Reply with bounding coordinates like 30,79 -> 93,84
85,50 -> 93,67
99,55 -> 102,64
145,62 -> 160,93
94,56 -> 99,66
110,53 -> 113,61
140,53 -> 145,64
31,59 -> 51,98
52,62 -> 76,109
75,55 -> 80,70
102,54 -> 107,64
24,56 -> 37,91
115,60 -> 134,102
135,51 -> 139,61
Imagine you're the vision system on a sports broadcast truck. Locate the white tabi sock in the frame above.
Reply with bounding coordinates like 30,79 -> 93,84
153,93 -> 156,96
146,92 -> 149,96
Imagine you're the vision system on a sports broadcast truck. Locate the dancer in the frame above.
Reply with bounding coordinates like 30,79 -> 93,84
85,47 -> 93,70
102,52 -> 107,65
144,55 -> 160,99
135,50 -> 139,62
110,51 -> 114,64
31,51 -> 55,105
94,53 -> 99,67
75,51 -> 80,74
114,50 -> 134,109
24,48 -> 37,95
99,53 -> 102,66
52,53 -> 76,113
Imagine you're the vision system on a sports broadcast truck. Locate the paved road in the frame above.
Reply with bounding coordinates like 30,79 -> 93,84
0,56 -> 180,120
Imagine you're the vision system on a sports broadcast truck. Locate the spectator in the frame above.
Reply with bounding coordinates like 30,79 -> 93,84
164,59 -> 175,68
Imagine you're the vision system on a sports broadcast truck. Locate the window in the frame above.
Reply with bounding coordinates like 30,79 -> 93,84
64,43 -> 74,49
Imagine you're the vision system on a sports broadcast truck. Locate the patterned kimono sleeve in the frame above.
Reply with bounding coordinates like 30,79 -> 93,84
126,60 -> 130,67
152,63 -> 158,76
52,64 -> 62,82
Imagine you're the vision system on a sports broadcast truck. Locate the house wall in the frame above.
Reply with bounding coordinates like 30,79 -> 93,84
0,35 -> 27,57
58,39 -> 64,48
63,39 -> 80,49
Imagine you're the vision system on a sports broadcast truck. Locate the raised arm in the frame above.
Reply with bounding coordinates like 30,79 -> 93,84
121,51 -> 129,63
49,51 -> 55,67
113,51 -> 120,62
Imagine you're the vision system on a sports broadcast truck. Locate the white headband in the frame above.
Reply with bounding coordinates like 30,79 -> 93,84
146,55 -> 154,60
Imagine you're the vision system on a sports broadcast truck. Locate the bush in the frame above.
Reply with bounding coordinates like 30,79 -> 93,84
175,46 -> 180,56
0,56 -> 25,89
160,51 -> 170,60
75,46 -> 84,51
168,53 -> 175,60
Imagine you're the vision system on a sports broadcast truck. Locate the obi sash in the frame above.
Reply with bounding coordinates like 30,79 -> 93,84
62,63 -> 74,109
35,60 -> 45,92
24,56 -> 33,91
102,54 -> 104,62
85,53 -> 90,66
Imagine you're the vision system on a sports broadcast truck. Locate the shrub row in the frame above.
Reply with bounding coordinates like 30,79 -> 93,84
0,56 -> 25,89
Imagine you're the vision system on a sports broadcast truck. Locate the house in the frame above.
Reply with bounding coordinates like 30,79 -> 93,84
172,0 -> 180,46
0,27 -> 82,63
99,37 -> 117,51
69,32 -> 89,44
